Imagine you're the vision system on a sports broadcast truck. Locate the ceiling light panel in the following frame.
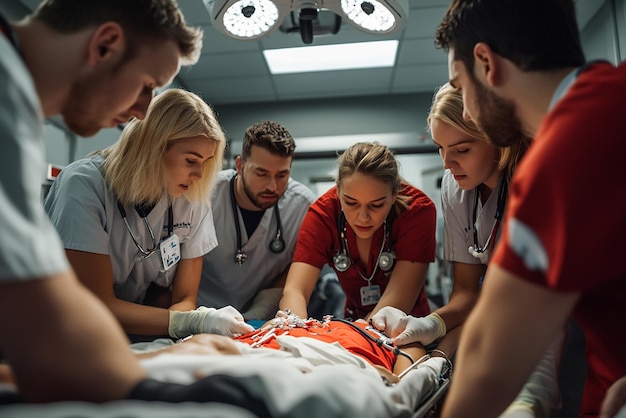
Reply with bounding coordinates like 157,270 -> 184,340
263,40 -> 399,74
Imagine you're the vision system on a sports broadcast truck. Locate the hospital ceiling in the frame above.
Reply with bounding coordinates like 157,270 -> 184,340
16,0 -> 605,107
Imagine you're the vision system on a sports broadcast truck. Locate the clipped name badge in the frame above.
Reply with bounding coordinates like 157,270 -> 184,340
360,284 -> 381,306
160,234 -> 180,271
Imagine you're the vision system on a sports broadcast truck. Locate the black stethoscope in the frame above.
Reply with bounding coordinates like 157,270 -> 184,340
332,212 -> 395,276
117,201 -> 173,260
230,175 -> 285,266
467,176 -> 508,262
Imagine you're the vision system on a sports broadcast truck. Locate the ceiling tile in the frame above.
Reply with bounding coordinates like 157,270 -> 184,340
273,67 -> 393,98
403,6 -> 448,39
179,51 -> 268,80
392,63 -> 448,92
177,0 -> 212,25
397,38 -> 448,65
185,75 -> 277,104
201,25 -> 263,54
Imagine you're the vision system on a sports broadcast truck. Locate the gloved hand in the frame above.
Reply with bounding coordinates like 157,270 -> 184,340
371,306 -> 446,346
168,306 -> 255,339
371,306 -> 407,335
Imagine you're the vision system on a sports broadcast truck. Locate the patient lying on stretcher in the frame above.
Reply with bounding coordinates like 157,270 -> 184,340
0,313 -> 451,417
234,314 -> 427,384
135,311 -> 450,388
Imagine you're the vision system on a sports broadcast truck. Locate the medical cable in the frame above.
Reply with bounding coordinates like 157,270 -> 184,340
117,201 -> 173,259
333,318 -> 414,364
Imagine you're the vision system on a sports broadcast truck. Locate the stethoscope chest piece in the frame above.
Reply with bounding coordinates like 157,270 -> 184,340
332,252 -> 351,272
269,234 -> 285,253
378,250 -> 395,272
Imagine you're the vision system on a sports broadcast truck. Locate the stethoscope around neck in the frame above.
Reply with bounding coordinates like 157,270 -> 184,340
117,200 -> 173,261
332,212 -> 395,278
230,174 -> 285,266
467,176 -> 509,263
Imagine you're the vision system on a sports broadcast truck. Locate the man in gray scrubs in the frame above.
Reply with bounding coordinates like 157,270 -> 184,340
199,120 -> 316,320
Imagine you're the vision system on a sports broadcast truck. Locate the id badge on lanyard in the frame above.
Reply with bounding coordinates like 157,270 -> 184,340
360,284 -> 381,306
160,234 -> 180,271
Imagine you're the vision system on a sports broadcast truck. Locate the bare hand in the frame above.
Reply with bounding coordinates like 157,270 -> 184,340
600,376 -> 626,418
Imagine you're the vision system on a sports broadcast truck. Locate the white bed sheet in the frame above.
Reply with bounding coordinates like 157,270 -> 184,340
0,336 -> 447,418
134,335 -> 446,418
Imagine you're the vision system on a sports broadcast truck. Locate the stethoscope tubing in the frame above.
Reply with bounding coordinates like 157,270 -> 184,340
229,174 -> 285,265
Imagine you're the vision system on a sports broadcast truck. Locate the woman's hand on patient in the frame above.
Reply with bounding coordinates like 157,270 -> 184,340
371,306 -> 446,346
168,306 -> 254,338
206,305 -> 255,336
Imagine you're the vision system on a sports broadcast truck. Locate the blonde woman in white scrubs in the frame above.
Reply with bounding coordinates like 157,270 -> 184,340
45,89 -> 254,340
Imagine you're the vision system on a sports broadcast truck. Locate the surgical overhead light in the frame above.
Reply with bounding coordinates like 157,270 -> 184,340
204,0 -> 408,43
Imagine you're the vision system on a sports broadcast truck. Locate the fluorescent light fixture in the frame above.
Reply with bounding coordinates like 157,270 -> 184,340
341,0 -> 397,32
221,0 -> 280,38
263,40 -> 398,74
206,0 -> 408,43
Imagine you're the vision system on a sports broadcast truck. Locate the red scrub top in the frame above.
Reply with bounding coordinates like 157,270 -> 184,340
294,184 -> 436,319
491,62 -> 626,417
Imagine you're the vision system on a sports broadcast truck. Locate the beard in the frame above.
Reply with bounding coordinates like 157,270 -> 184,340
240,173 -> 279,210
61,69 -> 117,137
474,79 -> 528,147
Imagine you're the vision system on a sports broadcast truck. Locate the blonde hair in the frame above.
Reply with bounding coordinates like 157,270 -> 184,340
98,89 -> 226,206
336,142 -> 409,217
427,83 -> 530,180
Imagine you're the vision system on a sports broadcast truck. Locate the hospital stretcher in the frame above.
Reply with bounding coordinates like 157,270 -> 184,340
412,376 -> 450,418
0,361 -> 451,418
0,317 -> 452,418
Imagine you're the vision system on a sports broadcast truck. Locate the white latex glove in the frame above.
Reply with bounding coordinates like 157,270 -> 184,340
168,306 -> 255,339
370,306 -> 408,335
392,313 -> 446,346
242,287 -> 283,321
371,306 -> 446,346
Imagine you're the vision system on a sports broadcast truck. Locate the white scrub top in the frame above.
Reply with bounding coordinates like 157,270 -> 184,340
0,33 -> 68,280
198,169 -> 316,310
441,169 -> 505,265
44,155 -> 218,303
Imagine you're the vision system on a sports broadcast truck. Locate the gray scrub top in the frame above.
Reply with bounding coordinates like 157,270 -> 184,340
0,34 -> 68,280
44,155 -> 217,302
441,169 -> 505,265
198,169 -> 316,310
